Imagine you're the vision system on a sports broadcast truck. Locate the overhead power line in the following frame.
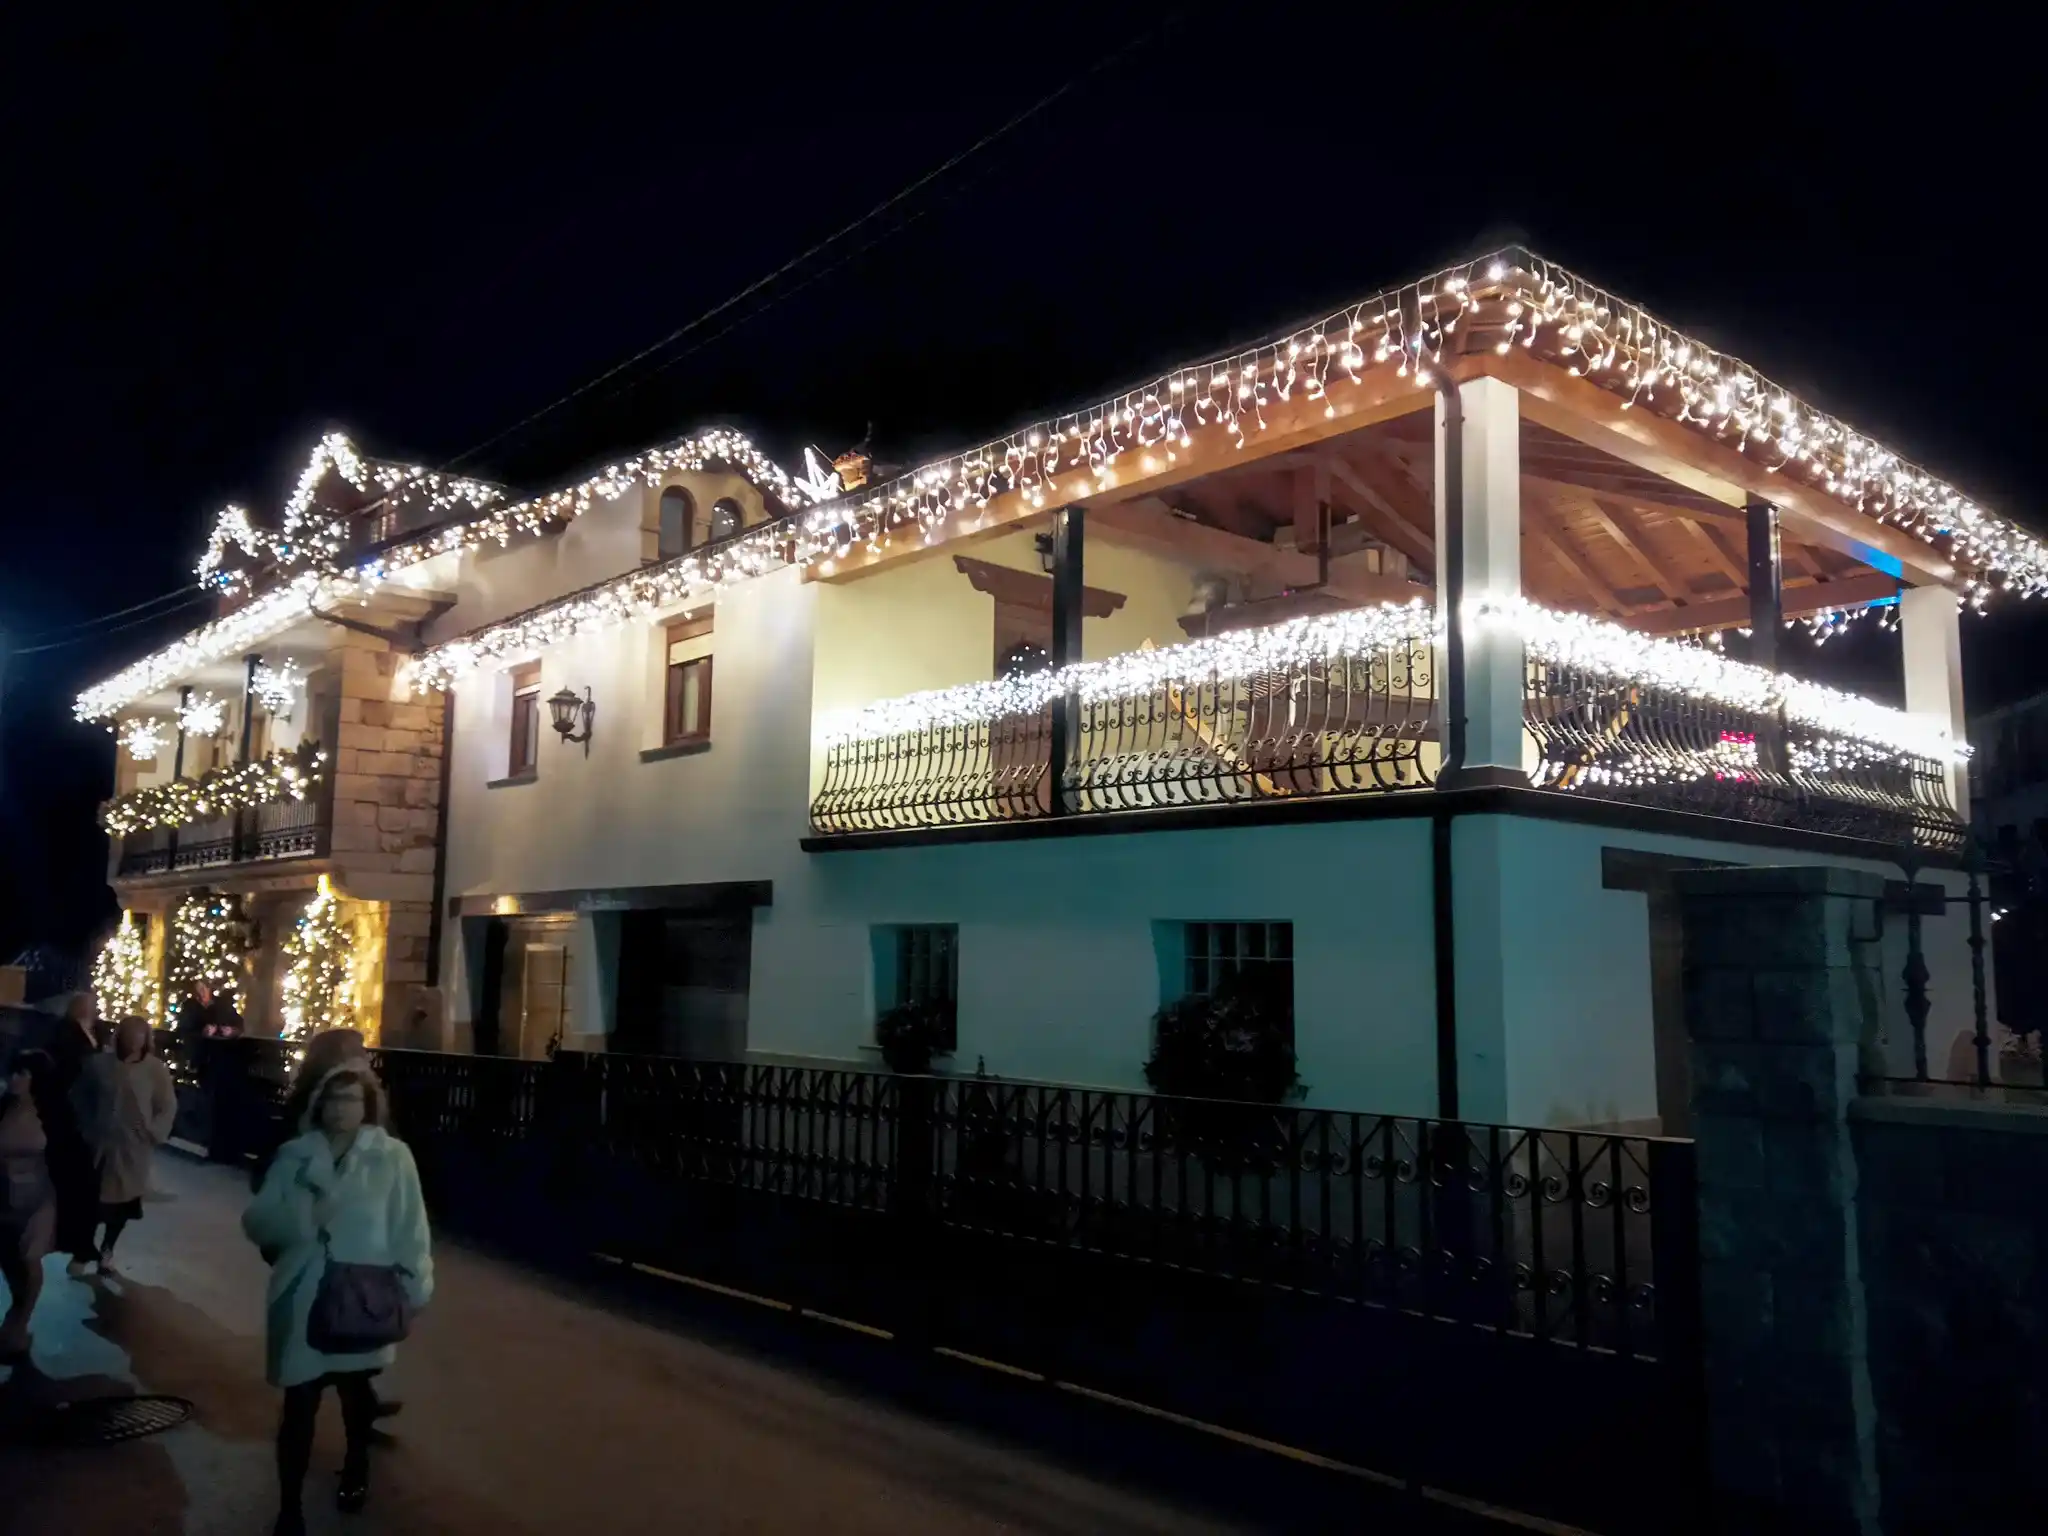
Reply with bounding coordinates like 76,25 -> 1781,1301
22,25 -> 1163,676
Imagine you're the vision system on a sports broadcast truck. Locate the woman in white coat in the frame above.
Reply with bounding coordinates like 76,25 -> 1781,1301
244,1064 -> 432,1535
71,1015 -> 176,1269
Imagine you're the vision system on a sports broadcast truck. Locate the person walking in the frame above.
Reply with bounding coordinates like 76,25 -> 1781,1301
42,993 -> 102,1275
1,1049 -> 57,1357
244,1064 -> 432,1535
70,1016 -> 177,1272
252,1028 -> 405,1430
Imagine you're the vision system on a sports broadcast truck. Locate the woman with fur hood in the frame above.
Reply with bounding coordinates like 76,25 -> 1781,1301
243,1061 -> 431,1535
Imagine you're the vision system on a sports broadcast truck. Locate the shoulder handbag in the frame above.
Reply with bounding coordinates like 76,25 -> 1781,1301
307,1230 -> 414,1354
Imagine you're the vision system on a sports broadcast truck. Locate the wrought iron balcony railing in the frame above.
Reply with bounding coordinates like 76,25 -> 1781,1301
812,605 -> 1438,833
113,796 -> 330,878
812,600 -> 1967,846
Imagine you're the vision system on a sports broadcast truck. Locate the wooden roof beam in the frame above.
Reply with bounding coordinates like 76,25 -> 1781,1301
1580,494 -> 1697,606
1480,348 -> 1955,588
1318,455 -> 1437,575
1524,488 -> 1643,617
1624,572 -> 1900,636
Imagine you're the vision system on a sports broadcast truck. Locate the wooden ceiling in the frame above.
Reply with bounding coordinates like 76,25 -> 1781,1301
1094,407 -> 1901,634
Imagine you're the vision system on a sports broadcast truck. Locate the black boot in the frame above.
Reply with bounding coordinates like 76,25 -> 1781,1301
337,1460 -> 369,1515
272,1509 -> 306,1536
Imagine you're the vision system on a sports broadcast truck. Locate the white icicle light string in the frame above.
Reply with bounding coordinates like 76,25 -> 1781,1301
88,248 -> 2048,717
1474,596 -> 1967,764
817,602 -> 1437,745
76,428 -> 818,721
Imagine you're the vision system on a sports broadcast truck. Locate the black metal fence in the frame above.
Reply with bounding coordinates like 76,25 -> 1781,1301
172,1046 -> 1703,1529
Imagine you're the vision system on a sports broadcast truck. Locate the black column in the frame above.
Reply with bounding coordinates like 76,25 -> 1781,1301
1047,506 -> 1084,815
1747,498 -> 1786,773
1746,499 -> 1783,670
168,683 -> 192,865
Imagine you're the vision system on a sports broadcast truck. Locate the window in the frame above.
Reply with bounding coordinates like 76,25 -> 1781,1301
663,617 -> 714,746
658,487 -> 695,559
708,497 -> 743,542
1180,920 -> 1292,1006
878,923 -> 959,1052
509,663 -> 542,776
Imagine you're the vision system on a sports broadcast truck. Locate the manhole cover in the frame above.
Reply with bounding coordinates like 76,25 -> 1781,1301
33,1394 -> 194,1446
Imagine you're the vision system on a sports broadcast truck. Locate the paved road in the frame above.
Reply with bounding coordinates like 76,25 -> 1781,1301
1,1153 -> 1514,1535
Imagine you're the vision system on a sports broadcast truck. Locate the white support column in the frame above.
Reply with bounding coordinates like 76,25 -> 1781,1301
1899,584 -> 1968,820
1434,375 -> 1525,781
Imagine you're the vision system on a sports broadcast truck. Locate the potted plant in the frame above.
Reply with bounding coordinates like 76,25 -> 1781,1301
1143,971 -> 1304,1168
875,998 -> 955,1075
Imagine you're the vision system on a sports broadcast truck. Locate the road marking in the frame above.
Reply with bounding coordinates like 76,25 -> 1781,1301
627,1262 -> 794,1312
594,1250 -> 1600,1535
800,1309 -> 895,1340
933,1347 -> 1047,1381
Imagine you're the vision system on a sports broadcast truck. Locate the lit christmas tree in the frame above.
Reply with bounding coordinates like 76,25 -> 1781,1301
168,891 -> 245,1009
280,875 -> 355,1042
90,910 -> 159,1025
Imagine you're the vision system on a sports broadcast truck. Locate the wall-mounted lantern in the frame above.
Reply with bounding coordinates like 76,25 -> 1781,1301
547,686 -> 595,755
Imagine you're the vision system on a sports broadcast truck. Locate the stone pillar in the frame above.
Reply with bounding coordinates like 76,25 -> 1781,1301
1673,864 -> 1885,1534
1898,585 -> 1967,820
1434,375 -> 1524,783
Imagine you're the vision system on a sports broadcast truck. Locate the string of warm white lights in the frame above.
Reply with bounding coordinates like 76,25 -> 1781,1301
89,248 -> 2048,721
80,431 -> 816,720
101,742 -> 325,836
1474,596 -> 1966,763
167,891 -> 246,1008
818,602 -> 1438,745
91,911 -> 160,1027
279,874 -> 355,1042
1503,253 -> 2048,603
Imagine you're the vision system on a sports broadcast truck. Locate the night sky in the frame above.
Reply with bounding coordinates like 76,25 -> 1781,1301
4,10 -> 2044,964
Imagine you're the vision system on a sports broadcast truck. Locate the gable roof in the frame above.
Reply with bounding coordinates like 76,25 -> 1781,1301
77,426 -> 826,720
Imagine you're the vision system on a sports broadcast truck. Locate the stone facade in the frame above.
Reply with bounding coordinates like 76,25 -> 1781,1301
325,631 -> 444,1043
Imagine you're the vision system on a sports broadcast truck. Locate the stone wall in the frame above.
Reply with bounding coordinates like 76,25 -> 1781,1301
1673,864 -> 1884,1535
1675,863 -> 2048,1533
1851,1096 -> 2048,1533
325,630 -> 444,1041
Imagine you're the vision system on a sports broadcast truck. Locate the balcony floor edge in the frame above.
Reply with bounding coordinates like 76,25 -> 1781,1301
803,785 -> 1967,867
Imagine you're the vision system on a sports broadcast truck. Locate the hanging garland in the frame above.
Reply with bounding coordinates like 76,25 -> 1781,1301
90,911 -> 160,1026
279,875 -> 356,1043
101,740 -> 325,837
167,891 -> 248,1008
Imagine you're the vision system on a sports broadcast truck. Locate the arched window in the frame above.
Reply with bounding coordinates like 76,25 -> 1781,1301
658,487 -> 695,559
709,497 -> 744,543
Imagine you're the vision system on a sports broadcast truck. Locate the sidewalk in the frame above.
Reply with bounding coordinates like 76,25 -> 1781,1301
2,1152 -> 1263,1534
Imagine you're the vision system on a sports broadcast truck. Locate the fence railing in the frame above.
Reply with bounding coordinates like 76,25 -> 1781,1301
350,1050 -> 1689,1363
167,1044 -> 1703,1529
1524,657 -> 1961,850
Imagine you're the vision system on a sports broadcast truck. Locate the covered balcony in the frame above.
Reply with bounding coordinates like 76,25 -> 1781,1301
807,262 -> 1979,854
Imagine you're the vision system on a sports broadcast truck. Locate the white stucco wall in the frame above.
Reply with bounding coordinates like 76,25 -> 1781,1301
434,506 -> 1991,1132
1454,814 -> 1991,1129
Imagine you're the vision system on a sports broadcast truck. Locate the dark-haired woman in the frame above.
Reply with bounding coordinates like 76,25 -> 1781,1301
244,1064 -> 431,1536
